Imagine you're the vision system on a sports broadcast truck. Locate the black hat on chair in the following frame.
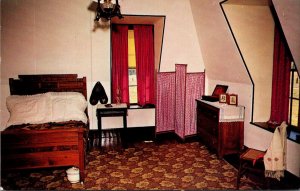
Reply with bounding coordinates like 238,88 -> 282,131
89,81 -> 108,105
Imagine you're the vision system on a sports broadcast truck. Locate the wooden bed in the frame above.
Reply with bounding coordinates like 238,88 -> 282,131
1,74 -> 89,181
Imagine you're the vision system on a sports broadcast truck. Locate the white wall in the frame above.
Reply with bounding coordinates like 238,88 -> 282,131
222,4 -> 274,123
1,0 -> 93,128
0,0 -> 205,130
190,0 -> 251,85
121,0 -> 205,73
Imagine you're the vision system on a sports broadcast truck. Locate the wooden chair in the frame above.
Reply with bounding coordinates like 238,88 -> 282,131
236,122 -> 288,189
236,148 -> 268,189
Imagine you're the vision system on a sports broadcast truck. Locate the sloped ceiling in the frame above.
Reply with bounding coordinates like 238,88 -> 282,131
273,0 -> 300,71
223,0 -> 269,6
190,0 -> 300,84
189,0 -> 251,84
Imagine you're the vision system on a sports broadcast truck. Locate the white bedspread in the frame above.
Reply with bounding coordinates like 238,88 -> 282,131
6,92 -> 88,127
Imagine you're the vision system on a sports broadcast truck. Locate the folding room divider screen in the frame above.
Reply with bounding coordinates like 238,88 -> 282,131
156,64 -> 205,139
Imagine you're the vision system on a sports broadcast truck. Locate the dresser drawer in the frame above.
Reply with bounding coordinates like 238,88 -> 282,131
197,101 -> 219,135
197,101 -> 219,121
197,112 -> 218,136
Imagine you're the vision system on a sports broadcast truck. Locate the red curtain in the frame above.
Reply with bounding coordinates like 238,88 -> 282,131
134,25 -> 155,106
268,25 -> 291,126
111,25 -> 129,104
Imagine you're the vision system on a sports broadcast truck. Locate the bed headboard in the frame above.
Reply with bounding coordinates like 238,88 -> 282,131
9,74 -> 87,99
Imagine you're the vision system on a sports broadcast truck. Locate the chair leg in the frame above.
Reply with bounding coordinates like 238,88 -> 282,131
265,177 -> 270,189
236,160 -> 243,190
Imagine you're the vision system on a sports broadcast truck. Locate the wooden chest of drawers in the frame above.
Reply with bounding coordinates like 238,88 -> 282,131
196,100 -> 244,158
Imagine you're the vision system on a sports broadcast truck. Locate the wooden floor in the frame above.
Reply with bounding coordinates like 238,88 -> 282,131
89,129 -> 300,190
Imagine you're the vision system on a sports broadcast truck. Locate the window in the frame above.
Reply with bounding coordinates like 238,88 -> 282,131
128,29 -> 137,104
111,24 -> 155,107
289,62 -> 300,128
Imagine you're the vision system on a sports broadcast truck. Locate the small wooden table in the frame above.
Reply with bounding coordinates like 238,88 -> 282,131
96,103 -> 128,148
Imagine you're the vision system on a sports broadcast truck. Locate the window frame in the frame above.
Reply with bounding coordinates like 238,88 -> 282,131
289,62 -> 300,129
110,23 -> 156,107
128,28 -> 138,104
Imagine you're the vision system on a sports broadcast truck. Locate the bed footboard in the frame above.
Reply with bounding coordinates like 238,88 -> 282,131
1,128 -> 87,181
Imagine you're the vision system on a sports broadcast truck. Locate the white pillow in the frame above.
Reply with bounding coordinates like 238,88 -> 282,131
49,92 -> 87,124
6,93 -> 49,127
6,92 -> 88,127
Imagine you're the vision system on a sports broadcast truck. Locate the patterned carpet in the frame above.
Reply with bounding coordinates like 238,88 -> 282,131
1,141 -> 257,190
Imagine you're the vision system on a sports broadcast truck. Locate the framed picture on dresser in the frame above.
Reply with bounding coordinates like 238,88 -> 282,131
227,94 -> 238,106
219,93 -> 227,103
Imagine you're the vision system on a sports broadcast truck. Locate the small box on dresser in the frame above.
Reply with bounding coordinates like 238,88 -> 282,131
196,99 -> 244,158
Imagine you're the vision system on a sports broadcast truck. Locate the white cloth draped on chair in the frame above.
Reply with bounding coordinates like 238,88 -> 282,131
263,121 -> 288,180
